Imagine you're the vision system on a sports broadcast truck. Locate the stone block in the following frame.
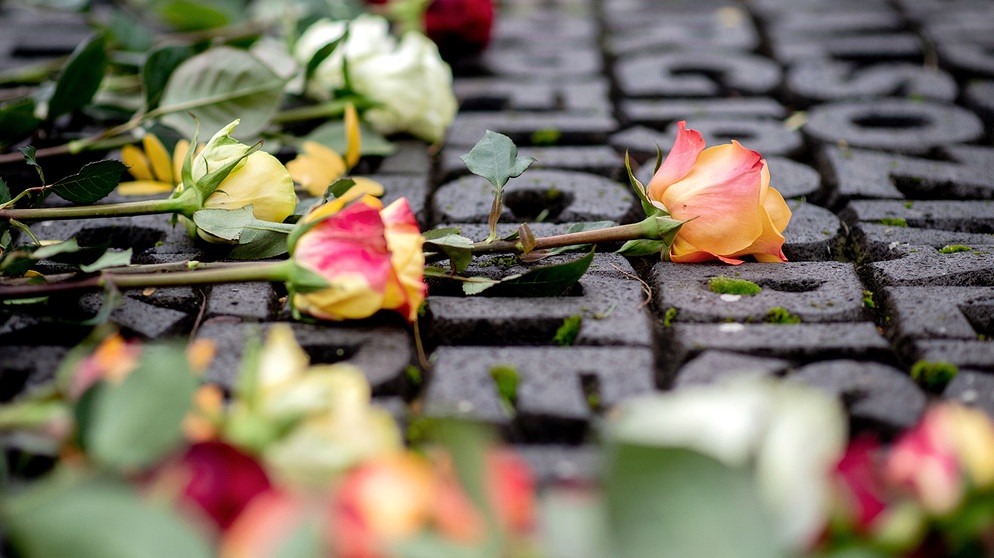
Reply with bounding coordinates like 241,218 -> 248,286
372,140 -> 433,177
445,112 -> 617,148
454,78 -> 609,114
440,145 -> 623,182
818,145 -> 994,207
614,51 -> 782,98
864,246 -> 994,288
483,47 -> 601,79
841,200 -> 994,260
804,100 -> 983,155
432,170 -> 637,226
604,6 -> 759,54
785,60 -> 957,105
881,287 -> 994,357
427,252 -> 655,347
422,345 -> 656,442
783,202 -> 847,261
195,320 -> 413,393
0,346 -> 70,399
206,282 -> 281,321
662,323 -> 893,381
650,261 -> 867,325
964,80 -> 994,127
944,371 -> 994,418
612,118 -> 803,160
620,98 -> 787,128
909,340 -> 994,373
375,174 -> 431,227
79,293 -> 190,339
791,360 -> 926,434
672,350 -> 790,388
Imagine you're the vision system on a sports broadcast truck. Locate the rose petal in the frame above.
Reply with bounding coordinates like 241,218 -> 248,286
143,134 -> 175,184
661,142 -> 766,256
647,121 -> 705,199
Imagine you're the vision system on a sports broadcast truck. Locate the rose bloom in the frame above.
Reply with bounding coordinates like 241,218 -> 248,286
188,120 -> 297,224
295,15 -> 457,144
647,121 -> 791,264
153,441 -> 272,532
423,0 -> 494,62
291,195 -> 426,322
886,403 -> 994,515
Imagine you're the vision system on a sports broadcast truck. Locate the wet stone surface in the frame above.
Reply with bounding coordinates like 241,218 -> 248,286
2,0 -> 994,484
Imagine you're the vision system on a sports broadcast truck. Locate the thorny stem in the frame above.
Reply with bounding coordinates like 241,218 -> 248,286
0,189 -> 199,221
0,260 -> 294,300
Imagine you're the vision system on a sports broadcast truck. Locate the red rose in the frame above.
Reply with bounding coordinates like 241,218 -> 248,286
424,0 -> 494,61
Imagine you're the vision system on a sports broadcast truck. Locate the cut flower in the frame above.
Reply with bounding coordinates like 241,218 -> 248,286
291,195 -> 426,322
645,121 -> 791,264
295,14 -> 457,143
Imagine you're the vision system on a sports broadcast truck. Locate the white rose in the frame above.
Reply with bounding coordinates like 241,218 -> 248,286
608,376 -> 847,550
295,15 -> 457,143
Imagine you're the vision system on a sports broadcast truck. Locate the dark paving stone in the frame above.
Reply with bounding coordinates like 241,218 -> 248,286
432,170 -> 637,226
440,145 -> 623,182
372,140 -> 433,177
785,60 -> 957,106
422,345 -> 656,441
672,350 -> 790,387
909,340 -> 994,373
964,80 -> 994,128
615,51 -> 782,98
818,145 -> 994,207
0,346 -> 70,400
445,112 -> 617,147
783,202 -> 847,262
126,286 -> 203,315
864,246 -> 994,288
620,98 -> 787,128
944,371 -> 994,418
882,286 -> 994,345
517,445 -> 602,484
376,174 -> 431,227
206,282 -> 281,321
427,252 -> 655,347
651,261 -> 867,325
455,77 -> 610,114
604,6 -> 760,54
77,293 -> 190,339
791,360 -> 927,435
769,33 -> 923,64
612,118 -> 803,160
195,320 -> 413,393
661,323 -> 893,382
804,100 -> 984,155
483,47 -> 601,79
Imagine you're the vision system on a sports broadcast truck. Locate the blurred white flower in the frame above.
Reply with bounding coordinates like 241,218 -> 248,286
608,376 -> 847,550
295,14 -> 457,144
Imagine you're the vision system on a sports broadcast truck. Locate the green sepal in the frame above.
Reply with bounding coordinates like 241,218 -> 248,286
625,150 -> 670,219
285,261 -> 330,294
192,140 -> 262,204
617,239 -> 668,257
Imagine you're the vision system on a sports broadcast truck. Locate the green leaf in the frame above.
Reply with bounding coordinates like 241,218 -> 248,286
159,46 -> 287,139
461,277 -> 499,296
484,250 -> 594,297
424,231 -> 475,274
460,130 -> 535,190
151,0 -> 244,31
46,32 -> 108,120
84,344 -> 197,469
540,487 -> 610,558
304,119 -> 396,157
0,178 -> 9,204
50,160 -> 127,204
106,8 -> 155,51
142,45 -> 195,110
79,249 -> 132,272
229,227 -> 292,259
604,444 -> 786,558
32,238 -> 82,260
616,239 -> 667,257
328,177 -> 357,200
2,475 -> 213,558
0,98 -> 41,150
192,206 -> 255,241
20,146 -> 44,185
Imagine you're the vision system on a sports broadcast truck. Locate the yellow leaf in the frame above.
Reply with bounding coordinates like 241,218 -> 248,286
345,103 -> 361,169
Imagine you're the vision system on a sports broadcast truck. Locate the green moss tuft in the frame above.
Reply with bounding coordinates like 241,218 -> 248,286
553,315 -> 582,346
910,360 -> 958,392
764,307 -> 801,324
709,276 -> 762,295
939,244 -> 972,254
490,364 -> 520,410
663,307 -> 678,327
876,217 -> 908,227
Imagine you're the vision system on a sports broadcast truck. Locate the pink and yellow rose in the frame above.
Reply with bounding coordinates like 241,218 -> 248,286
291,196 -> 426,322
647,121 -> 791,264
